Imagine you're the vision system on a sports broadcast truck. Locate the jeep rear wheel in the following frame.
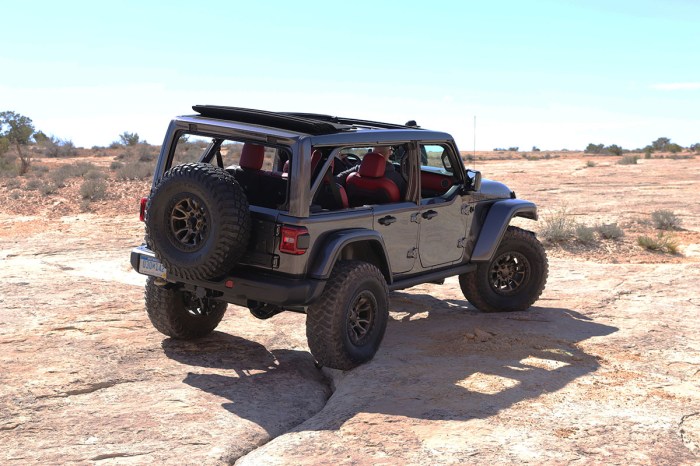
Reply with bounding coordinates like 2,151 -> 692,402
306,261 -> 389,370
459,226 -> 548,313
145,162 -> 251,280
145,277 -> 227,339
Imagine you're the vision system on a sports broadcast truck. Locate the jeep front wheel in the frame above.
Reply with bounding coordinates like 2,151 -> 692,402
459,226 -> 548,313
306,261 -> 389,370
145,277 -> 227,339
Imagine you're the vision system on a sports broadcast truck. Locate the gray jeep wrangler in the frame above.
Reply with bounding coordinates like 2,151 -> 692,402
130,106 -> 548,370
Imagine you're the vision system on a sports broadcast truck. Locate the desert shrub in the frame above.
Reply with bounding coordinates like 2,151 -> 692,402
80,178 -> 108,200
4,177 -> 21,189
540,207 -> 576,242
618,155 -> 639,165
0,154 -> 18,177
595,222 -> 624,240
50,163 -> 92,186
637,233 -> 679,254
25,179 -> 42,191
30,163 -> 50,176
137,144 -> 158,162
84,169 -> 106,180
585,160 -> 596,168
39,182 -> 58,195
41,137 -> 77,157
115,162 -> 152,180
575,225 -> 596,244
73,161 -> 96,176
10,190 -> 21,199
651,210 -> 681,230
110,161 -> 124,170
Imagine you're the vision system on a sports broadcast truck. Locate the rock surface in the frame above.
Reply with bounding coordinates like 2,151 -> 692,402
1,154 -> 699,464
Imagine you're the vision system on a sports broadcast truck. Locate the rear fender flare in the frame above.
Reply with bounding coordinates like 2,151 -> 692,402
308,229 -> 392,283
471,199 -> 538,262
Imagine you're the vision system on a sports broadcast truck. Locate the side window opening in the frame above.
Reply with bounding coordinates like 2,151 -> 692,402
318,144 -> 412,210
420,144 -> 460,201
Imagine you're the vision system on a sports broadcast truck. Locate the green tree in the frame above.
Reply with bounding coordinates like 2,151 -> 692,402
690,143 -> 700,153
0,111 -> 35,174
651,137 -> 671,152
605,144 -> 623,156
118,131 -> 140,146
667,143 -> 683,154
585,143 -> 605,154
33,130 -> 49,144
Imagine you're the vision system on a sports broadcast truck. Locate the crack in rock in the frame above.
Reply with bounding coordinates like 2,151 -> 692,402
680,412 -> 700,456
90,451 -> 154,461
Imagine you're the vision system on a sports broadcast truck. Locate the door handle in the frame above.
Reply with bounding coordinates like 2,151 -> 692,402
422,210 -> 438,220
378,215 -> 397,226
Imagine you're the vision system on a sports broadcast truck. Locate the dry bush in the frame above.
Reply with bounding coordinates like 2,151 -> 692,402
80,178 -> 108,200
575,225 -> 596,244
115,162 -> 152,180
618,155 -> 639,165
25,179 -> 42,191
0,153 -> 19,177
637,233 -> 679,254
39,182 -> 58,196
595,223 -> 624,240
651,210 -> 681,230
540,206 -> 577,243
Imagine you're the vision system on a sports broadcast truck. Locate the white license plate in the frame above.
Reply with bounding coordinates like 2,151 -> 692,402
139,255 -> 167,279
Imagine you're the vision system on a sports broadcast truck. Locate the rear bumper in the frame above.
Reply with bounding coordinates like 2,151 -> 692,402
130,246 -> 326,307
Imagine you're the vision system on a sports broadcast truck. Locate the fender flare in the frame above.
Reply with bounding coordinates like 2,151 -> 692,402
307,229 -> 392,282
470,199 -> 538,262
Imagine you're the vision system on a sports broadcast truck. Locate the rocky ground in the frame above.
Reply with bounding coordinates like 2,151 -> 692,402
1,152 -> 698,464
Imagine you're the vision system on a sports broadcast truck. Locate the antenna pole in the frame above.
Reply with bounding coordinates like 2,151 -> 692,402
473,115 -> 476,162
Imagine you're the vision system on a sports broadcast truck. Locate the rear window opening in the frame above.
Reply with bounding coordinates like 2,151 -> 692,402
168,133 -> 291,210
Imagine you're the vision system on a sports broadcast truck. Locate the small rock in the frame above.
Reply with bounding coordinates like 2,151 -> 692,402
473,328 -> 493,342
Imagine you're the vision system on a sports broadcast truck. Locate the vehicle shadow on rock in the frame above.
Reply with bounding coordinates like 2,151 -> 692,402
302,292 -> 619,428
160,297 -> 617,434
161,332 -> 331,437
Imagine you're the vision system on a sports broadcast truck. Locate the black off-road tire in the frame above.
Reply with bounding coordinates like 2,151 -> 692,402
459,226 -> 548,313
145,163 -> 250,280
145,277 -> 227,339
306,261 -> 389,370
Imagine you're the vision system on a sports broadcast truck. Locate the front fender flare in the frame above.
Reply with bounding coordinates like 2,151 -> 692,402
471,199 -> 538,262
307,229 -> 392,282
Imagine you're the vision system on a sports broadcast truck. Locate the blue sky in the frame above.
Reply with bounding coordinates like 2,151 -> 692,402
2,0 -> 698,150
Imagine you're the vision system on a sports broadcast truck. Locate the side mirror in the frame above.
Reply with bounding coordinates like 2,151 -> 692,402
466,170 -> 482,192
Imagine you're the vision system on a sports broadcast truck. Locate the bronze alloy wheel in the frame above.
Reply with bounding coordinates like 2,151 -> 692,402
170,195 -> 209,249
347,290 -> 377,345
488,251 -> 529,295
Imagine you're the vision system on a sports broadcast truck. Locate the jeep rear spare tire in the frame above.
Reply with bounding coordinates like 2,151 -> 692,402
145,162 -> 251,280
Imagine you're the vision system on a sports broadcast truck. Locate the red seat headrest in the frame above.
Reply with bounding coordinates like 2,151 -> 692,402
358,152 -> 386,178
240,143 -> 264,170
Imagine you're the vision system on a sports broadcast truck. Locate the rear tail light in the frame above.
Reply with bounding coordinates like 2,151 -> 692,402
139,197 -> 148,222
279,225 -> 310,255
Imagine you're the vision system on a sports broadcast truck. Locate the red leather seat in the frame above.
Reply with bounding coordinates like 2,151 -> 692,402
345,152 -> 400,206
239,143 -> 264,170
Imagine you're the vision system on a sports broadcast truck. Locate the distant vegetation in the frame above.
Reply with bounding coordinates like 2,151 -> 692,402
539,206 -> 680,255
585,137 -> 696,157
